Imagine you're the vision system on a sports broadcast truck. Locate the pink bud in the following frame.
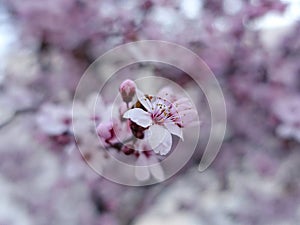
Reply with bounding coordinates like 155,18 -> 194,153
96,121 -> 114,142
119,79 -> 136,103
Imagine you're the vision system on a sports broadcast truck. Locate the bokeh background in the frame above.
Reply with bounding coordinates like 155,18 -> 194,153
1,0 -> 300,224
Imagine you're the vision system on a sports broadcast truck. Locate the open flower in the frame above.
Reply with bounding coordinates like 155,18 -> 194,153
124,89 -> 185,155
36,103 -> 72,136
135,152 -> 164,181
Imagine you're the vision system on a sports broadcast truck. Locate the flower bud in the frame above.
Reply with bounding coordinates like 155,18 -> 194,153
119,79 -> 136,103
96,121 -> 114,142
129,121 -> 145,139
122,144 -> 135,155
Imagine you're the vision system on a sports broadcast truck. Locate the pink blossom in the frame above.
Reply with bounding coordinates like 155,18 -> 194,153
96,121 -> 114,143
36,103 -> 72,135
124,89 -> 191,155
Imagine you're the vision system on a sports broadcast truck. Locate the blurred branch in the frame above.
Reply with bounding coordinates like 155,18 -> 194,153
0,106 -> 39,129
0,92 -> 47,129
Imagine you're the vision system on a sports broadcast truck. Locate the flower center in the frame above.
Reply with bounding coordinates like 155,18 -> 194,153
151,97 -> 178,124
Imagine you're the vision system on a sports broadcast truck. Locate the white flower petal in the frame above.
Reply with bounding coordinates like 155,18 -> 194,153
135,154 -> 151,181
148,157 -> 165,181
136,89 -> 153,112
164,121 -> 183,140
150,164 -> 165,181
146,125 -> 172,155
135,167 -> 150,181
123,108 -> 152,128
146,125 -> 167,148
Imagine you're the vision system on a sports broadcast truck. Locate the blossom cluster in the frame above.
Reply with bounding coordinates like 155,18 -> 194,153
95,79 -> 197,180
1,0 -> 300,224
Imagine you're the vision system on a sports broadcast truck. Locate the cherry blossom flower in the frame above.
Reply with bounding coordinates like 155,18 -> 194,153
3,0 -> 300,223
36,103 -> 72,136
96,121 -> 115,143
124,88 -> 196,155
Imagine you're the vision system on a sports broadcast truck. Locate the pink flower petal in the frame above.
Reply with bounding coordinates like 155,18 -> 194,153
157,86 -> 177,102
123,108 -> 152,128
179,109 -> 199,127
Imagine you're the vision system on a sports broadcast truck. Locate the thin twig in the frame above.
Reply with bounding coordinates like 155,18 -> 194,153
0,99 -> 44,130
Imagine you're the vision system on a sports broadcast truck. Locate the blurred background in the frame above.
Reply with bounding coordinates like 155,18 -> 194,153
0,0 -> 300,224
